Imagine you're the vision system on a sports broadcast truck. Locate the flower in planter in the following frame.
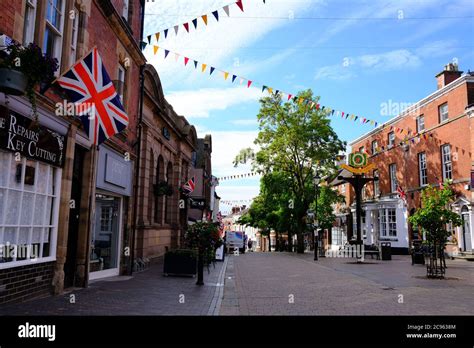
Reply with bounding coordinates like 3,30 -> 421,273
0,41 -> 58,120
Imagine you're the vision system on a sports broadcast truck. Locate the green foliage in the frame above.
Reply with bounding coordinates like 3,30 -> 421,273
234,90 -> 345,252
311,186 -> 345,231
408,185 -> 462,247
185,222 -> 223,265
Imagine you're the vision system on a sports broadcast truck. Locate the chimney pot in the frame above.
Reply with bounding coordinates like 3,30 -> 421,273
436,63 -> 462,89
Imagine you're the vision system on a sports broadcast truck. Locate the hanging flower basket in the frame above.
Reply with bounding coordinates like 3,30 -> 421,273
154,181 -> 173,196
0,41 -> 58,119
0,68 -> 28,95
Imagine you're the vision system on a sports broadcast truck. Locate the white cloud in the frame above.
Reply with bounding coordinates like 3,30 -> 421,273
415,40 -> 459,58
165,86 -> 261,118
315,49 -> 421,80
358,49 -> 421,69
208,130 -> 259,177
230,119 -> 259,126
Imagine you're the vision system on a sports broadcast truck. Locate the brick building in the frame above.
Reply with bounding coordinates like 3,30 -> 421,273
344,64 -> 474,254
135,63 -> 198,261
0,0 -> 145,304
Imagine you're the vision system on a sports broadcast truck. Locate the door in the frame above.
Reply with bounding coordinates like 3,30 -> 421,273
461,207 -> 472,251
64,145 -> 85,288
90,194 -> 121,278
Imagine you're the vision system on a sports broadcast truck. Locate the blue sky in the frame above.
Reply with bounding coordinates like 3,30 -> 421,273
143,0 -> 474,213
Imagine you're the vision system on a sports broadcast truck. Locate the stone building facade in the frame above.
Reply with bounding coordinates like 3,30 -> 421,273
134,64 -> 198,261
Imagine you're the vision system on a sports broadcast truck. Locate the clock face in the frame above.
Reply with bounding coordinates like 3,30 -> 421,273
349,152 -> 367,168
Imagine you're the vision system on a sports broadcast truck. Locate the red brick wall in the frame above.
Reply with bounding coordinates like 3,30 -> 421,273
350,80 -> 472,210
0,2 -> 22,38
0,262 -> 54,304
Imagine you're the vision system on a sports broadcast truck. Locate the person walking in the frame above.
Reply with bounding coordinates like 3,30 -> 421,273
248,239 -> 253,252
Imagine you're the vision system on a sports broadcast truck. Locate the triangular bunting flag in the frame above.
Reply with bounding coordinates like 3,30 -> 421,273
240,78 -> 244,84
262,85 -> 267,92
236,0 -> 244,12
210,67 -> 215,75
268,87 -> 273,94
192,18 -> 198,29
232,75 -> 237,83
155,33 -> 160,41
223,5 -> 230,16
183,23 -> 190,32
164,49 -> 170,58
202,15 -> 208,25
224,72 -> 229,80
201,63 -> 207,72
212,10 -> 219,21
184,57 -> 189,66
287,94 -> 292,101
164,29 -> 168,38
139,41 -> 147,50
174,25 -> 179,35
247,80 -> 252,88
153,45 -> 159,55
147,35 -> 151,44
174,53 -> 179,62
194,60 -> 198,68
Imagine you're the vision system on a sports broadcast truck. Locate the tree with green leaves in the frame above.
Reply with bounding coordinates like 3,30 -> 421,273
408,185 -> 461,278
311,185 -> 345,234
235,90 -> 345,253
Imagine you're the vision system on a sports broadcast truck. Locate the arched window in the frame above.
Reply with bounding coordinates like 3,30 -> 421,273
155,156 -> 164,224
165,161 -> 173,224
147,150 -> 154,224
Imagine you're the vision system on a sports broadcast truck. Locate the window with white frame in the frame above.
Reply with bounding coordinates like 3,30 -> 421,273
371,140 -> 378,155
43,0 -> 65,68
69,7 -> 79,65
441,144 -> 452,180
439,103 -> 448,123
388,132 -> 395,147
0,150 -> 61,268
117,65 -> 125,104
418,152 -> 427,186
23,0 -> 37,45
389,163 -> 397,193
373,170 -> 380,197
359,146 -> 364,154
122,0 -> 130,21
416,115 -> 425,133
379,208 -> 397,237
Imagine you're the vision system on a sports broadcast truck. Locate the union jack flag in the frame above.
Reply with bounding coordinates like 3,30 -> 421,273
181,176 -> 195,195
57,47 -> 128,145
396,184 -> 406,203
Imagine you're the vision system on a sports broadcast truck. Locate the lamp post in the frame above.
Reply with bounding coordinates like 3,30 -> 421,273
313,174 -> 321,261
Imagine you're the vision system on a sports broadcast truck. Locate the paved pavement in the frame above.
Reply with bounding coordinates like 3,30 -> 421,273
219,251 -> 474,315
0,257 -> 227,316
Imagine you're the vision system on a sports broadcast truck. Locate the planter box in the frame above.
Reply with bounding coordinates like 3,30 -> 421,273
163,249 -> 197,277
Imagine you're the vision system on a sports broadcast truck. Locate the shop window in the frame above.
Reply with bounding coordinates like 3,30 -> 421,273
0,150 -> 60,268
380,208 -> 397,237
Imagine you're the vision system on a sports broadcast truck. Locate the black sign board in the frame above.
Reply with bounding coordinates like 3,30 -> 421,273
190,198 -> 205,210
0,108 -> 66,167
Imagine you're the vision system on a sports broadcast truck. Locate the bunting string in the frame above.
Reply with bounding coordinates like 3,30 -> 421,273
217,172 -> 260,181
141,45 -> 472,161
144,0 -> 266,45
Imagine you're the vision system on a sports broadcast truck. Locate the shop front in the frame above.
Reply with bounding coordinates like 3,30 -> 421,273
89,145 -> 132,280
0,105 -> 66,303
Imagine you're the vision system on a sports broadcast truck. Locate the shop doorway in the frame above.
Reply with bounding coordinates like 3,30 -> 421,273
461,206 -> 472,251
64,145 -> 85,288
89,194 -> 122,280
